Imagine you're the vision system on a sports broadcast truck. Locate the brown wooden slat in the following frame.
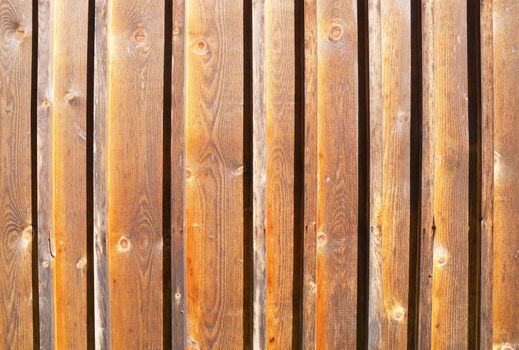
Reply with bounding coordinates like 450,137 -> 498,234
93,0 -> 110,348
368,0 -> 412,348
303,0 -> 318,347
315,0 -> 359,347
479,0 -> 494,347
185,0 -> 244,348
493,0 -> 519,348
107,0 -> 165,347
0,0 -> 34,348
420,1 -> 470,347
171,0 -> 187,348
36,0 -> 55,348
51,0 -> 89,347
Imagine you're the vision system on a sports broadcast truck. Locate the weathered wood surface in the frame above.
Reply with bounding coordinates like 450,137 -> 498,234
493,0 -> 519,348
0,0 -> 34,348
185,0 -> 245,348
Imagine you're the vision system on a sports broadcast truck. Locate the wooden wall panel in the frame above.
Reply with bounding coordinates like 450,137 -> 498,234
0,0 -> 34,348
368,0 -> 412,348
421,1 -> 470,348
185,0 -> 244,348
315,0 -> 359,348
106,0 -> 165,347
493,0 -> 519,348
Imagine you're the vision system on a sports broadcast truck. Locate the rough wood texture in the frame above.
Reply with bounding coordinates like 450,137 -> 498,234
421,1 -> 470,348
0,0 -> 34,348
36,0 -> 55,348
93,0 -> 110,348
493,1 -> 519,348
171,0 -> 187,348
51,0 -> 89,347
107,0 -> 165,347
315,0 -> 358,347
368,0 -> 411,348
185,0 -> 244,348
264,0 -> 295,348
303,0 -> 317,347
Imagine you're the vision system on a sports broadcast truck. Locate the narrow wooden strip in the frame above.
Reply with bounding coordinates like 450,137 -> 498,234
51,0 -> 89,347
493,0 -> 519,347
367,0 -> 383,347
36,0 -> 56,348
171,0 -> 187,348
479,0 -> 494,347
185,0 -> 245,348
0,0 -> 34,348
426,1 -> 470,348
93,0 -> 110,348
107,0 -> 165,347
265,0 -> 296,347
252,0 -> 267,348
303,0 -> 318,347
315,0 -> 359,347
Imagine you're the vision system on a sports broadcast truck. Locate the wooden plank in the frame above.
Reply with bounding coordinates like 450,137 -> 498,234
50,0 -> 89,347
171,0 -> 187,348
315,0 -> 358,347
368,0 -> 412,348
420,1 -> 470,348
107,0 -> 164,347
185,0 -> 244,348
303,0 -> 318,347
479,0 -> 494,348
264,0 -> 295,348
93,0 -> 110,348
252,0 -> 267,347
36,0 -> 55,348
0,0 -> 34,348
493,0 -> 519,348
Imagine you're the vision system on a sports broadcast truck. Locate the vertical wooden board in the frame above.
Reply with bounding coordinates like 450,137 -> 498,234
369,0 -> 412,348
185,0 -> 244,348
426,1 -> 469,348
0,0 -> 34,348
303,0 -> 318,347
315,0 -> 358,348
51,0 -> 89,347
493,0 -> 519,347
265,0 -> 295,348
107,0 -> 164,348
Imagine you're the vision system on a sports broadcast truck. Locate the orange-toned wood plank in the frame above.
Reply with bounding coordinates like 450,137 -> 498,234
51,0 -> 89,347
107,0 -> 165,347
185,0 -> 244,348
0,0 -> 34,348
493,0 -> 519,348
420,1 -> 470,348
368,0 -> 412,348
315,0 -> 359,347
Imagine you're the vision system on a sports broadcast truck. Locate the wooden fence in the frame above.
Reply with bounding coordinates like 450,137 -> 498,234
1,0 -> 518,349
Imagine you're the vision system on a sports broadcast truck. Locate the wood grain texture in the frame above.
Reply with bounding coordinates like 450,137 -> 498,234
422,1 -> 470,348
171,0 -> 187,348
252,0 -> 267,347
93,0 -> 110,348
368,0 -> 411,348
0,0 -> 34,348
107,0 -> 164,347
303,0 -> 317,347
264,0 -> 295,348
479,0 -> 494,347
493,0 -> 519,348
315,0 -> 358,347
185,0 -> 244,348
51,0 -> 89,347
36,0 -> 55,348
